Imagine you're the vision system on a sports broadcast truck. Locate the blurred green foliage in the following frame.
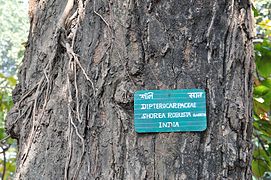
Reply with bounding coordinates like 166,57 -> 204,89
0,0 -> 28,179
252,0 -> 271,179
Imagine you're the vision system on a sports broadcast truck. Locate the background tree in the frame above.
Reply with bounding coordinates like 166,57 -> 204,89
5,0 -> 255,179
252,0 -> 271,179
0,0 -> 28,179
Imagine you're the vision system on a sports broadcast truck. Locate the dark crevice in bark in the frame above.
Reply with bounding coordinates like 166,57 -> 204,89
222,25 -> 230,85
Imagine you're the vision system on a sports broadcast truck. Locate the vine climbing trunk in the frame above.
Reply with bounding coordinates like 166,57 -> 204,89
6,0 -> 254,179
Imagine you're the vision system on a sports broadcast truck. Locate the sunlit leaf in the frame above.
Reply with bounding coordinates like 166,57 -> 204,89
255,97 -> 265,103
254,85 -> 270,96
258,19 -> 271,30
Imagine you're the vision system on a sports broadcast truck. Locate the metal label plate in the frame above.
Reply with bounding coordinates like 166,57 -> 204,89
134,89 -> 207,133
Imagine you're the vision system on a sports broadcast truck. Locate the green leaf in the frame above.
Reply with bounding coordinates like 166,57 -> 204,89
260,135 -> 271,144
6,137 -> 15,145
254,85 -> 270,96
253,5 -> 260,17
254,120 -> 271,136
7,76 -> 16,87
262,78 -> 271,88
252,159 -> 270,178
0,73 -> 6,79
254,100 -> 270,115
263,91 -> 271,107
256,59 -> 271,78
258,19 -> 271,31
252,148 -> 271,177
255,39 -> 271,78
0,128 -> 5,139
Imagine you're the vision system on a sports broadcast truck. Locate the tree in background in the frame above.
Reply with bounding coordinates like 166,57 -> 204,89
252,0 -> 271,179
5,0 -> 255,179
0,0 -> 28,179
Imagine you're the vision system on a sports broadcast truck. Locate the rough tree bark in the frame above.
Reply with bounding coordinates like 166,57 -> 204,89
6,0 -> 254,179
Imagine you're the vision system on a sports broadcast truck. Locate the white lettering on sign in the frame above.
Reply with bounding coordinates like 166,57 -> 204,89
159,122 -> 180,128
193,113 -> 206,117
168,112 -> 191,118
141,112 -> 192,119
141,113 -> 166,119
187,92 -> 203,99
141,112 -> 193,119
139,92 -> 154,99
141,102 -> 196,110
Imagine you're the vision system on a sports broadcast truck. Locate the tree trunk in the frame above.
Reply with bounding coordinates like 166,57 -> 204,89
6,0 -> 254,179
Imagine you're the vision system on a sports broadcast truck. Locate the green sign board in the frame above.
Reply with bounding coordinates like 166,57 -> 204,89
134,89 -> 207,133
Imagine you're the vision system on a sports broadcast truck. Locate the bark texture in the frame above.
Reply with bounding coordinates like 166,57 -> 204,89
6,0 -> 254,179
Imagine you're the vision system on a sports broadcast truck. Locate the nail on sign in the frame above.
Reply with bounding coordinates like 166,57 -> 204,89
134,89 -> 207,133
